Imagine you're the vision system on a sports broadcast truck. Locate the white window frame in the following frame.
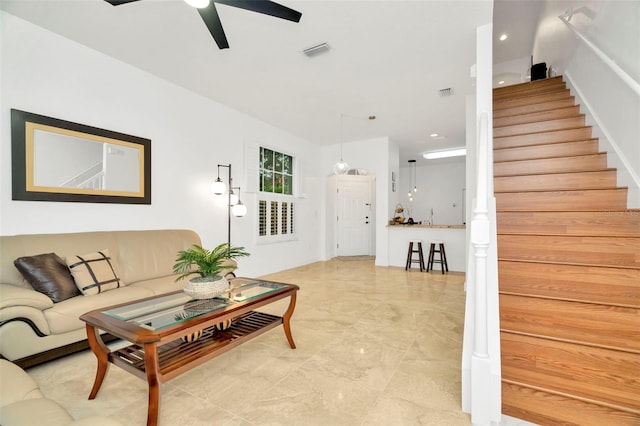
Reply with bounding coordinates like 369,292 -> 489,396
256,146 -> 297,244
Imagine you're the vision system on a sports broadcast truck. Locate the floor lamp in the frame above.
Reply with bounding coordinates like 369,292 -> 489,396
210,164 -> 246,255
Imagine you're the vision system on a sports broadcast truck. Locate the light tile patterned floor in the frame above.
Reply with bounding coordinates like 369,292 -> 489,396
28,259 -> 476,425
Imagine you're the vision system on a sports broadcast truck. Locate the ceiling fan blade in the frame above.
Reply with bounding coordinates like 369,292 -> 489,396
104,0 -> 141,5
198,3 -> 230,49
214,0 -> 302,23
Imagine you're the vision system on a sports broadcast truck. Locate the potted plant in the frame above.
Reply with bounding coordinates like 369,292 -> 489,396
173,243 -> 250,300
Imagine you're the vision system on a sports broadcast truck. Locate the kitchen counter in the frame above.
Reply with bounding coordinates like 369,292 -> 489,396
386,224 -> 467,272
388,223 -> 465,229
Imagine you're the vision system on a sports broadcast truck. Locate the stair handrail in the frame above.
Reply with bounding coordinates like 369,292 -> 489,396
559,12 -> 640,97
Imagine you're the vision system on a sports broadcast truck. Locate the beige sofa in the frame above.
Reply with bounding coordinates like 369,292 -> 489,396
0,359 -> 122,426
0,229 -> 224,367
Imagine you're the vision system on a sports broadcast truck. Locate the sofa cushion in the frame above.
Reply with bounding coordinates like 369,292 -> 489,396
0,397 -> 74,426
44,286 -> 153,334
0,359 -> 43,407
128,274 -> 185,296
66,250 -> 123,295
13,253 -> 81,303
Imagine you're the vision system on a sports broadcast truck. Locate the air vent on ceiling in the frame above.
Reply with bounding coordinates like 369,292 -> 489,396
438,87 -> 455,97
303,43 -> 331,58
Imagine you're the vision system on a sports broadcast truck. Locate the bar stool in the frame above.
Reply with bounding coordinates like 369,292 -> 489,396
405,239 -> 425,272
427,240 -> 449,274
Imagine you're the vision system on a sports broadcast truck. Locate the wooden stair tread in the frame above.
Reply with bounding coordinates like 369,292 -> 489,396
501,332 -> 640,410
493,139 -> 600,162
498,259 -> 640,308
493,83 -> 570,102
497,257 -> 640,270
495,186 -> 623,194
493,97 -> 576,119
497,210 -> 640,237
494,105 -> 582,127
494,151 -> 605,163
502,381 -> 640,425
499,294 -> 640,352
493,138 -> 599,151
498,234 -> 640,269
494,127 -> 593,149
493,76 -> 565,94
494,116 -> 586,138
493,89 -> 572,110
494,153 -> 608,176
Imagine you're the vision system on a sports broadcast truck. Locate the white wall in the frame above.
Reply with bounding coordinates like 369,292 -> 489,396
397,159 -> 466,225
0,12 -> 323,277
532,0 -> 640,206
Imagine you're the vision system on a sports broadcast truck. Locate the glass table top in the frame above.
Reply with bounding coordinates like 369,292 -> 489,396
103,280 -> 287,330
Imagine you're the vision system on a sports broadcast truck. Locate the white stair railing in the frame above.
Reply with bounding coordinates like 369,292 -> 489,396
462,22 -> 501,425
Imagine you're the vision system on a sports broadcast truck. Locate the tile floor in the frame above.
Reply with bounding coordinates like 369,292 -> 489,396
26,258 -> 524,425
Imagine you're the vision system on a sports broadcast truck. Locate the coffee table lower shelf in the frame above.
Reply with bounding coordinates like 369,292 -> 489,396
111,310 -> 282,380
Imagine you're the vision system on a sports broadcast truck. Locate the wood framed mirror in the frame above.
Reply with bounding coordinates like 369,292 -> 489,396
11,109 -> 151,204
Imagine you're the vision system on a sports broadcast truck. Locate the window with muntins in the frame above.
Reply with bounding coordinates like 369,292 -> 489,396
258,147 -> 296,242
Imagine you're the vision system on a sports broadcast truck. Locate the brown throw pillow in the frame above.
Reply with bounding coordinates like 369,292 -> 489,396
66,249 -> 123,295
14,253 -> 81,303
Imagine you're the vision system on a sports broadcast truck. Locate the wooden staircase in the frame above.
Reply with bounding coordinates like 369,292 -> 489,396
493,76 -> 640,425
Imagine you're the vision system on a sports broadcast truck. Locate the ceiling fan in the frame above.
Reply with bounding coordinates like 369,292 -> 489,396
104,0 -> 302,49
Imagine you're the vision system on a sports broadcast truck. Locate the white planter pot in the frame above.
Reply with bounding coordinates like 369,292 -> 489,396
183,275 -> 229,299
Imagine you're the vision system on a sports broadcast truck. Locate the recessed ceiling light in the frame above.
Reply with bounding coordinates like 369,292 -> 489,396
499,34 -> 508,41
498,80 -> 505,85
430,133 -> 439,138
422,148 -> 466,160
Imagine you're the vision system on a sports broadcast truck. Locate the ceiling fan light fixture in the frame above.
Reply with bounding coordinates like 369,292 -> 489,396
184,0 -> 209,8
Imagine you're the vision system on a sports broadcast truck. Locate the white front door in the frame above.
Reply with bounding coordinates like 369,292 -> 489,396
336,177 -> 373,256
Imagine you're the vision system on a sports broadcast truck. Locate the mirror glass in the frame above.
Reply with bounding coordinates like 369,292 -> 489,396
12,109 -> 151,204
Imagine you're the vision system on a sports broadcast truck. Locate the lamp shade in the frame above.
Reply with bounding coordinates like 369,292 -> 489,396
232,202 -> 247,217
333,160 -> 349,175
211,178 -> 226,195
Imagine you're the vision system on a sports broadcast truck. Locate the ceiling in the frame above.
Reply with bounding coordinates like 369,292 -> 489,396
1,0 -> 542,165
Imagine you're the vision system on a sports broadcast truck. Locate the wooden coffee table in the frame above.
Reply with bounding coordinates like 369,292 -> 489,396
80,278 -> 298,426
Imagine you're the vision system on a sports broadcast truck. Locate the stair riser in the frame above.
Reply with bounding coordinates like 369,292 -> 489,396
494,170 -> 617,192
493,82 -> 568,101
494,154 -> 607,176
494,140 -> 599,162
496,211 -> 640,237
499,294 -> 640,351
494,116 -> 586,138
494,77 -> 565,96
494,90 -> 572,110
502,333 -> 640,411
498,260 -> 640,307
497,234 -> 640,268
494,127 -> 593,149
496,189 -> 628,211
493,98 -> 576,119
502,382 -> 640,426
494,106 -> 581,127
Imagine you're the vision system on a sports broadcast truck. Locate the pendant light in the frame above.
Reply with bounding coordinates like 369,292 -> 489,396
408,159 -> 417,201
333,113 -> 349,175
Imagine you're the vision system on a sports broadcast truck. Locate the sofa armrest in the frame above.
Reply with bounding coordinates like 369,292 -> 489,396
0,283 -> 54,310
